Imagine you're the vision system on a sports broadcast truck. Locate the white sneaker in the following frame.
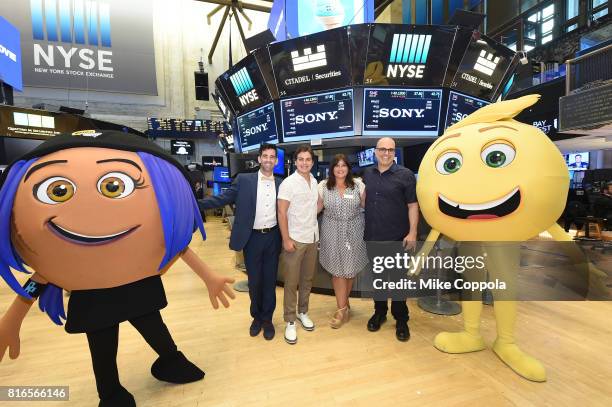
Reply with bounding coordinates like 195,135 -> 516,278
284,322 -> 297,344
297,312 -> 315,331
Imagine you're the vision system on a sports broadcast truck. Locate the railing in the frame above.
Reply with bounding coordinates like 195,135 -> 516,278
566,43 -> 612,95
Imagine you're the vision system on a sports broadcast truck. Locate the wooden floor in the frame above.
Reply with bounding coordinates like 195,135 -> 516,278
1,218 -> 611,406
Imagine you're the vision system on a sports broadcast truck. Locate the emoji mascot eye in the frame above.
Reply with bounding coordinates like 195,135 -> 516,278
35,177 -> 76,204
436,152 -> 463,175
481,143 -> 516,168
97,172 -> 136,199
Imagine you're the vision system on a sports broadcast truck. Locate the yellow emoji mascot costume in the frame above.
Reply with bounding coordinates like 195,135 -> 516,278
416,94 -> 572,382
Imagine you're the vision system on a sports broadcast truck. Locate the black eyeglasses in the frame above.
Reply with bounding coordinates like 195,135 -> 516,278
376,148 -> 395,154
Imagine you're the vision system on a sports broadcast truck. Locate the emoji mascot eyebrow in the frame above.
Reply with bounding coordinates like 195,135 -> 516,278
24,160 -> 68,182
96,158 -> 143,172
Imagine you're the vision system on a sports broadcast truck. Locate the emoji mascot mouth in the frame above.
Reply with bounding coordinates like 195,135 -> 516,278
48,219 -> 139,245
438,187 -> 521,220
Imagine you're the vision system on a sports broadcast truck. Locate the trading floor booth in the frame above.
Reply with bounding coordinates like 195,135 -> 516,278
214,23 -> 517,294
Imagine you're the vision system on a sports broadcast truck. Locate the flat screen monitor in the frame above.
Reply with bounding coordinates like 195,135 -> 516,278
358,148 -> 376,167
445,91 -> 489,129
274,147 -> 285,176
565,152 -> 589,171
202,156 -> 224,170
213,182 -> 231,196
450,35 -> 515,101
217,54 -> 272,115
364,24 -> 455,87
236,103 -> 279,152
362,88 -> 442,136
281,88 -> 354,142
228,152 -> 259,178
213,166 -> 231,183
269,27 -> 353,98
170,140 -> 194,156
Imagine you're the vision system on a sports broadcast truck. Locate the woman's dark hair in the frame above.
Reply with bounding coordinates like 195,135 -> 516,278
327,154 -> 354,190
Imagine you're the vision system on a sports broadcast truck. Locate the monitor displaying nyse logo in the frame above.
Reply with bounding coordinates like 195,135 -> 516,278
230,67 -> 259,107
364,25 -> 454,87
269,26 -> 352,98
218,53 -> 272,115
1,0 -> 157,94
451,36 -> 515,101
386,34 -> 431,79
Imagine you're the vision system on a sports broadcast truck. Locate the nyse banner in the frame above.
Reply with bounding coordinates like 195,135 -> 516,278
0,0 -> 157,95
364,25 -> 455,87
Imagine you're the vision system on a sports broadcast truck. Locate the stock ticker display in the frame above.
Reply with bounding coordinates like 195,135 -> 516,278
362,88 -> 442,136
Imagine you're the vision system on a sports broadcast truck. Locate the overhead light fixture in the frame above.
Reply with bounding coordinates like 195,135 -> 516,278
517,51 -> 529,65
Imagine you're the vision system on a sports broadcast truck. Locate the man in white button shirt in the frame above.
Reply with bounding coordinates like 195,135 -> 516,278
277,145 -> 319,344
199,144 -> 282,340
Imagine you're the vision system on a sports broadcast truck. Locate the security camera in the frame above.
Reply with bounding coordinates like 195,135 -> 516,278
518,51 -> 529,65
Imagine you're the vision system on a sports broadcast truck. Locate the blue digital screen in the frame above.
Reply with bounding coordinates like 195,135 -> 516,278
236,103 -> 279,152
274,147 -> 285,176
213,166 -> 231,183
445,91 -> 489,129
213,182 -> 231,196
358,148 -> 375,167
0,16 -> 23,91
363,88 -> 442,136
281,88 -> 354,142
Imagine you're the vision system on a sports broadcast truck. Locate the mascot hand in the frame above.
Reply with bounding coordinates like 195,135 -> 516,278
0,317 -> 21,362
205,274 -> 236,309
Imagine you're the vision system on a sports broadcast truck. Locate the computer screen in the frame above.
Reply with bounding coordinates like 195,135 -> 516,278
213,166 -> 231,183
357,148 -> 376,167
362,88 -> 442,136
444,91 -> 489,129
236,103 -> 279,152
565,152 -> 590,171
170,140 -> 194,156
281,88 -> 354,142
213,182 -> 231,196
274,147 -> 285,176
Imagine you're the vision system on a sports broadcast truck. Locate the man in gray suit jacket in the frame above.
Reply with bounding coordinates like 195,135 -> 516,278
198,144 -> 282,340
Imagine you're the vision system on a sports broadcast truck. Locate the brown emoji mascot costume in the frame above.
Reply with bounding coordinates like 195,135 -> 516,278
0,131 -> 235,406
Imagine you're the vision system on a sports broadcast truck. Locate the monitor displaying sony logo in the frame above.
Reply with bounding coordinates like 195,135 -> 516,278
236,102 -> 279,152
269,27 -> 352,98
364,25 -> 454,87
444,91 -> 490,129
281,88 -> 354,142
362,88 -> 442,136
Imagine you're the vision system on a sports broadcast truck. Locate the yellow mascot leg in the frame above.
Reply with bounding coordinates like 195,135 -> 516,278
492,301 -> 546,382
434,300 -> 486,353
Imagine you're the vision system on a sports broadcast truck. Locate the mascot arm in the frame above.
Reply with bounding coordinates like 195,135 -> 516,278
0,273 -> 49,362
180,248 -> 236,309
411,229 -> 441,276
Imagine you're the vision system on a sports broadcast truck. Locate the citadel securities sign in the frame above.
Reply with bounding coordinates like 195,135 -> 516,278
0,0 -> 157,94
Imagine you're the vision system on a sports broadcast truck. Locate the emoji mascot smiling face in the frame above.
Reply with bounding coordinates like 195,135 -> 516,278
11,147 -> 166,291
417,94 -> 569,241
